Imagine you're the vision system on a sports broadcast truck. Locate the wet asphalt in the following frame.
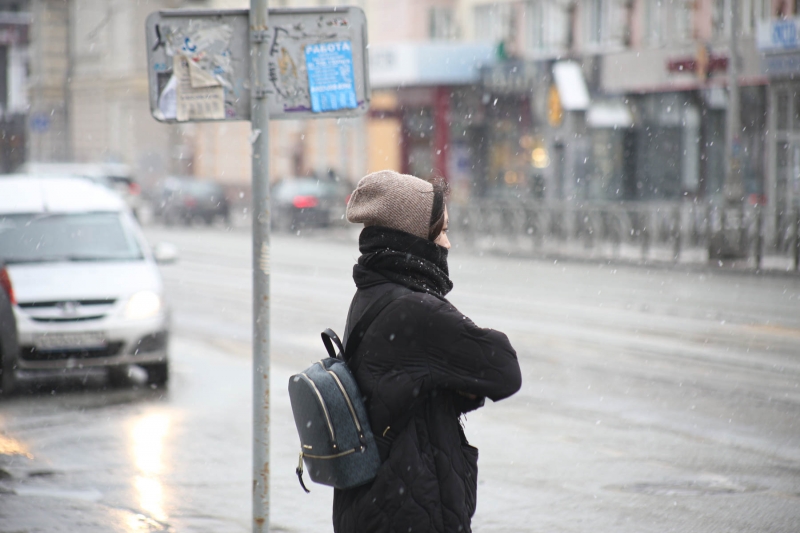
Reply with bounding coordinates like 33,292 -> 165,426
0,225 -> 798,532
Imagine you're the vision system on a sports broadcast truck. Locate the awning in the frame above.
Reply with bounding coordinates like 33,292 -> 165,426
586,102 -> 633,128
552,61 -> 590,111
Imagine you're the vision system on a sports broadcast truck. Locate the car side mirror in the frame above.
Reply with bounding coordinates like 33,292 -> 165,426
153,242 -> 179,264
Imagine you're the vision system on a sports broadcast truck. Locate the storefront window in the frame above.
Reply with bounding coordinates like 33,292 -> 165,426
621,93 -> 700,200
702,110 -> 726,197
777,91 -> 789,132
740,86 -> 767,198
483,96 -> 538,199
776,141 -> 789,216
792,90 -> 800,131
588,128 -> 625,200
404,107 -> 436,179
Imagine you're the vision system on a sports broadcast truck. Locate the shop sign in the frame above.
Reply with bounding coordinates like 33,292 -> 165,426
29,113 -> 50,133
757,18 -> 800,51
666,53 -> 727,79
481,62 -> 542,94
762,52 -> 800,76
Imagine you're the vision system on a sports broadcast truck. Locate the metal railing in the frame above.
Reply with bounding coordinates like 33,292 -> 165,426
450,200 -> 800,271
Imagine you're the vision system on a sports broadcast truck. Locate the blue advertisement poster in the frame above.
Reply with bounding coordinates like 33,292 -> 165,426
305,41 -> 358,113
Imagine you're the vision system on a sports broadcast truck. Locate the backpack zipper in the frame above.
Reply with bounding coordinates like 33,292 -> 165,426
301,447 -> 358,460
324,366 -> 365,444
299,373 -> 337,448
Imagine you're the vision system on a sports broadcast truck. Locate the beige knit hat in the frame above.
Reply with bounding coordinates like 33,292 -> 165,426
346,170 -> 434,239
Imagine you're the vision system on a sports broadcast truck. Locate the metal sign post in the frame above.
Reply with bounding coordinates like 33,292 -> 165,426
250,1 -> 271,531
145,5 -> 369,532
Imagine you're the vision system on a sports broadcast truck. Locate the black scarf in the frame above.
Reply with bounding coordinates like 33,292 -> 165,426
354,226 -> 453,298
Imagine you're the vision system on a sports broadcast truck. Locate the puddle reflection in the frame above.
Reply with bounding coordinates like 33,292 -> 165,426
129,413 -> 170,526
0,432 -> 32,458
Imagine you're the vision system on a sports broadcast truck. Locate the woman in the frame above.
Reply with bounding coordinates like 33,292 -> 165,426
334,170 -> 522,533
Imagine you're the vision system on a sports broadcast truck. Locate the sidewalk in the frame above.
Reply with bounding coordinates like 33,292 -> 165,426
467,236 -> 799,276
140,211 -> 800,277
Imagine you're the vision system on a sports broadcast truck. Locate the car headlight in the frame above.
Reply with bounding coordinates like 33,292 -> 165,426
124,291 -> 162,320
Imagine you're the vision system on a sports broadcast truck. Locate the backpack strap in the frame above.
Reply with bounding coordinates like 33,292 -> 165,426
321,328 -> 344,359
344,285 -> 412,370
344,285 -> 417,461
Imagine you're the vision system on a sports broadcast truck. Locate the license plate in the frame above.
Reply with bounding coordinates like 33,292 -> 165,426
34,332 -> 107,351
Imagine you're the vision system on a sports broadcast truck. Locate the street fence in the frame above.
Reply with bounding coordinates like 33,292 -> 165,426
450,200 -> 800,271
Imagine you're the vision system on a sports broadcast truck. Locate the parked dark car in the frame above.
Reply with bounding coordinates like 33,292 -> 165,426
153,177 -> 230,226
0,265 -> 18,396
271,177 -> 350,231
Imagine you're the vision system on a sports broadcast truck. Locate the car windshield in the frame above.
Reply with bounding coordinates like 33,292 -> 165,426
273,179 -> 341,201
185,182 -> 223,195
163,180 -> 224,198
0,212 -> 143,264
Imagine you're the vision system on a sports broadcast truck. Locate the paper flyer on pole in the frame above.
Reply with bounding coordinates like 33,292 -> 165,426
175,55 -> 225,121
304,41 -> 358,113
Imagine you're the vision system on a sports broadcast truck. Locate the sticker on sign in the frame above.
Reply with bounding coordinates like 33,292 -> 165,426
305,41 -> 358,113
34,332 -> 107,351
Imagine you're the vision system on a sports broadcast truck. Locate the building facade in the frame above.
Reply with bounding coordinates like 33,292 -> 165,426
0,1 -> 28,173
439,0 -> 776,207
27,0 -> 187,189
21,0 -> 800,237
756,13 -> 800,248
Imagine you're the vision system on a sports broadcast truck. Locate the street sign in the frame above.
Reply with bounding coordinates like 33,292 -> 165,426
145,4 -> 370,532
145,7 -> 370,122
29,113 -> 50,133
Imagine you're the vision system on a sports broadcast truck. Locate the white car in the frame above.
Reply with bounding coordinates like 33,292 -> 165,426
19,162 -> 143,219
0,175 -> 174,390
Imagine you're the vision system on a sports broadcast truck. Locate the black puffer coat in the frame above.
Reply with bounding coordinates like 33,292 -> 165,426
333,228 -> 522,533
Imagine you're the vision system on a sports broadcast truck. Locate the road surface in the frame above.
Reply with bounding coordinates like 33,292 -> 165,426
1,226 -> 798,532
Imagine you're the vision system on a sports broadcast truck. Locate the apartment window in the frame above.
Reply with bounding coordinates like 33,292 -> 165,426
587,0 -> 603,45
741,0 -> 772,34
674,0 -> 693,41
777,90 -> 789,131
429,7 -> 458,40
525,0 -> 544,50
759,0 -> 775,18
524,1 -> 568,53
583,0 -> 629,48
646,1 -> 666,45
712,0 -> 729,39
475,3 -> 515,43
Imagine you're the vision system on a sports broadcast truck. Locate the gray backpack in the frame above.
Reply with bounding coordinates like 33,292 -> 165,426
288,286 -> 410,491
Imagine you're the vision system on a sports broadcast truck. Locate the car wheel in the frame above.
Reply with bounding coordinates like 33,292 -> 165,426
142,362 -> 169,387
0,349 -> 17,397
